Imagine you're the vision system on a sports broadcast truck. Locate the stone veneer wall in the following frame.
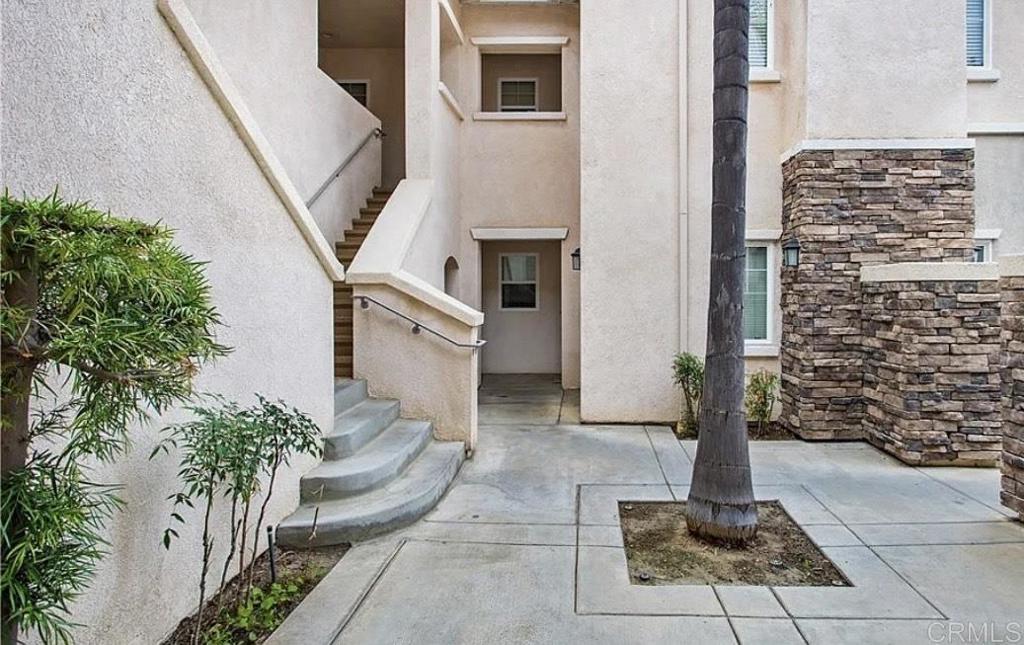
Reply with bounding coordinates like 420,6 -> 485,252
1001,257 -> 1024,518
780,147 -> 975,440
861,268 -> 1002,466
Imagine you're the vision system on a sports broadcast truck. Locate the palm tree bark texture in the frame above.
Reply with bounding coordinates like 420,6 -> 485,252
685,0 -> 759,543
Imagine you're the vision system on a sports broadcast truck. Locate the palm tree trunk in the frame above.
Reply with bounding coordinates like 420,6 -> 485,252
685,0 -> 758,543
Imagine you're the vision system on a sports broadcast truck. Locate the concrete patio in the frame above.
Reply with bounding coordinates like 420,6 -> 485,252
271,375 -> 1024,645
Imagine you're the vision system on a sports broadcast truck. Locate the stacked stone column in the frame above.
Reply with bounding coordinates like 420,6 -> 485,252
780,147 -> 975,440
1001,256 -> 1024,519
861,266 -> 1002,466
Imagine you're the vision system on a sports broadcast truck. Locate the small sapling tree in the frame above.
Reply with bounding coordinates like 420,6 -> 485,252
152,396 -> 321,645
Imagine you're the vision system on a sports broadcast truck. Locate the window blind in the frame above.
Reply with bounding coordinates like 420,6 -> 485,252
744,247 -> 769,341
966,0 -> 986,66
750,0 -> 770,68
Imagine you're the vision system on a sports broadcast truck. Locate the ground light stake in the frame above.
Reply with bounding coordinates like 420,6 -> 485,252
267,526 -> 277,583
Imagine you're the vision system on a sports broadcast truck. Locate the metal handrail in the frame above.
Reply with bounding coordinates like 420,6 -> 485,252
354,295 -> 487,350
306,127 -> 384,209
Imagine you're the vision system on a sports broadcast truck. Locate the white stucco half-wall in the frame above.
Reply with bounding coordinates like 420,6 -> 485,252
1,1 -> 335,643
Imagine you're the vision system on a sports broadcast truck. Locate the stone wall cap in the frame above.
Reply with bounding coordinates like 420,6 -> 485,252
860,262 -> 998,283
781,138 -> 976,164
999,254 -> 1024,277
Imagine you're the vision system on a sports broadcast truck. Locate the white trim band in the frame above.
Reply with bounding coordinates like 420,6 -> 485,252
968,123 -> 1024,135
472,227 -> 569,241
473,112 -> 567,122
746,229 -> 782,241
860,262 -> 998,283
781,139 -> 976,164
749,69 -> 782,84
439,0 -> 466,45
966,68 -> 1001,83
470,36 -> 570,54
438,82 -> 465,121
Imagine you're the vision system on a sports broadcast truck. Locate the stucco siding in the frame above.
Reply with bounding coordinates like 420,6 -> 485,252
319,47 -> 407,189
458,4 -> 581,387
967,0 -> 1024,124
580,0 -> 680,422
187,0 -> 382,245
1,2 -> 332,643
976,135 -> 1024,259
804,0 -> 966,139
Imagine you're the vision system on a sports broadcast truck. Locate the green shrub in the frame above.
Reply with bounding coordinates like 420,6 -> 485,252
672,353 -> 704,437
203,579 -> 303,645
744,369 -> 779,436
1,192 -> 226,644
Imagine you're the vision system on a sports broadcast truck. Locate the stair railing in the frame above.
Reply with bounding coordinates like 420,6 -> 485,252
306,127 -> 385,209
354,295 -> 487,350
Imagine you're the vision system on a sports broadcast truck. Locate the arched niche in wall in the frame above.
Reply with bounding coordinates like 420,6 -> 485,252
444,256 -> 460,299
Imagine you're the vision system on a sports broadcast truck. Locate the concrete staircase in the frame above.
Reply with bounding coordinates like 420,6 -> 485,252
276,379 -> 464,547
334,187 -> 392,378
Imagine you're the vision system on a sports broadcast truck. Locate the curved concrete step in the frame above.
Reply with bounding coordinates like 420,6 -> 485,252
277,441 -> 464,547
333,379 -> 367,414
300,420 -> 432,501
325,399 -> 399,460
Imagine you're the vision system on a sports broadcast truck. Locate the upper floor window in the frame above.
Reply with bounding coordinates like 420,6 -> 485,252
337,80 -> 369,107
480,53 -> 562,114
499,79 -> 538,113
966,0 -> 987,67
749,0 -> 772,68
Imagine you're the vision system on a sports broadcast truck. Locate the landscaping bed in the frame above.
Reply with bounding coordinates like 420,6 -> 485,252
162,544 -> 347,645
619,501 -> 849,587
673,421 -> 795,441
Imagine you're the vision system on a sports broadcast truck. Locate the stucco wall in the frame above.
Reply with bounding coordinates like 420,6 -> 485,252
1,2 -> 333,643
975,135 -> 1024,258
401,0 -> 464,292
804,0 -> 966,139
319,47 -> 407,189
353,284 -> 479,448
186,0 -> 381,245
480,54 -> 562,112
459,3 -> 581,388
581,0 -> 679,421
967,0 -> 1024,124
480,241 -> 562,374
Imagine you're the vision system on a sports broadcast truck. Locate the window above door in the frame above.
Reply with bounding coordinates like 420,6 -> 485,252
499,253 -> 539,311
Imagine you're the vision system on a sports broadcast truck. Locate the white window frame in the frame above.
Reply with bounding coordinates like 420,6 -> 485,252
972,229 -> 1002,262
498,252 -> 540,312
966,0 -> 992,68
750,0 -> 774,70
744,242 -> 778,356
497,77 -> 539,113
971,241 -> 991,263
966,0 -> 1000,81
335,79 -> 371,107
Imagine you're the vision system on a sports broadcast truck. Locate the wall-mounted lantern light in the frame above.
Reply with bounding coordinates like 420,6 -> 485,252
782,238 -> 800,267
571,247 -> 581,271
